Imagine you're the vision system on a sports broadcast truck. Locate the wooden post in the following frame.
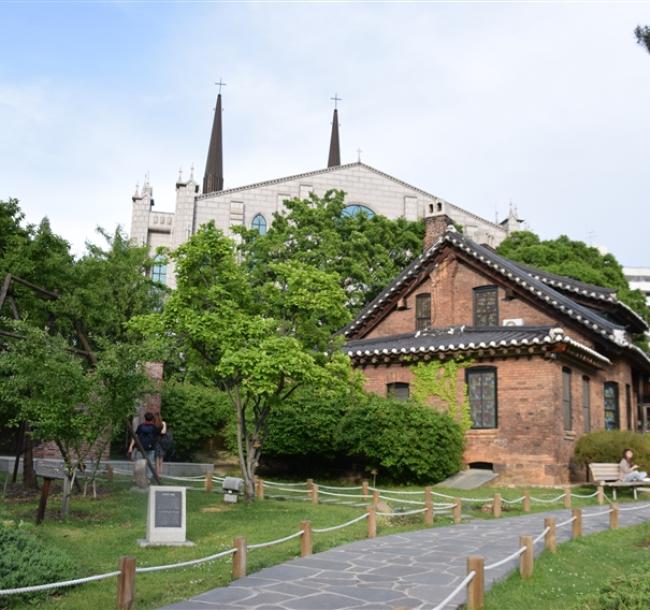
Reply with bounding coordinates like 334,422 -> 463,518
424,485 -> 432,505
116,556 -> 136,610
36,477 -> 51,525
572,508 -> 582,539
424,501 -> 434,526
255,477 -> 264,500
467,555 -> 485,610
367,506 -> 377,538
493,493 -> 502,518
544,517 -> 556,553
311,484 -> 319,505
519,536 -> 533,579
372,490 -> 380,506
306,478 -> 314,491
204,472 -> 213,493
362,479 -> 369,497
453,499 -> 462,524
232,536 -> 247,579
523,490 -> 531,513
597,485 -> 604,505
610,503 -> 619,530
300,520 -> 312,557
563,486 -> 572,509
106,465 -> 114,482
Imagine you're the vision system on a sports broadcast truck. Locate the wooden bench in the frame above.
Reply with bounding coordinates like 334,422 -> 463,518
589,462 -> 649,500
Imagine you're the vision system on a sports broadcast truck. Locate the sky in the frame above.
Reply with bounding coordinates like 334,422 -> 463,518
1,1 -> 650,266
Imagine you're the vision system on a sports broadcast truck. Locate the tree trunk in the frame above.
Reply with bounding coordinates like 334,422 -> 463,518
61,469 -> 76,519
22,428 -> 37,490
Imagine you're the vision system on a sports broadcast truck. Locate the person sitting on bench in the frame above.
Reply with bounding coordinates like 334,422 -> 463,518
619,448 -> 650,482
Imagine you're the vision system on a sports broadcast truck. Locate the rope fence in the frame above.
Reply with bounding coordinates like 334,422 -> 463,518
410,502 -> 650,610
4,470 -> 649,610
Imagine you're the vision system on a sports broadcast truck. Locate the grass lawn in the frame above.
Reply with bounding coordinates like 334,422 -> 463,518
0,475 -> 453,610
483,521 -> 650,610
0,473 -> 642,610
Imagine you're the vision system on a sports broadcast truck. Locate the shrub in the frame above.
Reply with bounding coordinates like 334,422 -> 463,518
161,381 -> 231,460
0,523 -> 76,604
574,431 -> 650,473
263,375 -> 366,459
581,570 -> 650,610
335,395 -> 464,483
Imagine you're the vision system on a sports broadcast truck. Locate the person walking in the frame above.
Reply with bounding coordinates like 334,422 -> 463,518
155,418 -> 171,476
128,412 -> 161,479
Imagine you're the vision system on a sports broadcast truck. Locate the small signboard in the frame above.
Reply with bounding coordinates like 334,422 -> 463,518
34,463 -> 67,480
140,485 -> 193,547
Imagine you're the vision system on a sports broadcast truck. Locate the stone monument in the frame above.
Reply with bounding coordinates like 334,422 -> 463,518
138,485 -> 193,547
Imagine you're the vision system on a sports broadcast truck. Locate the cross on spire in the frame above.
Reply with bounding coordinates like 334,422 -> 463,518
215,79 -> 227,94
330,93 -> 342,109
356,148 -> 362,163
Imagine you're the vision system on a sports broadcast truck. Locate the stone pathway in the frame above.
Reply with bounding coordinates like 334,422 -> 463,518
159,503 -> 650,610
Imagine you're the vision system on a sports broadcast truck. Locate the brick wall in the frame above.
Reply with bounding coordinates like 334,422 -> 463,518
359,354 -> 640,485
366,254 -> 558,338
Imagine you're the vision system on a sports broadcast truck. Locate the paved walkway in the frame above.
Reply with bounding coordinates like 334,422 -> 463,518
159,503 -> 650,610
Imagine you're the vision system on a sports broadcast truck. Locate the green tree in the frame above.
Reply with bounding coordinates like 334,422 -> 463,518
132,223 -> 352,499
236,190 -> 424,312
496,231 -> 649,327
0,324 -> 151,516
60,227 -> 163,346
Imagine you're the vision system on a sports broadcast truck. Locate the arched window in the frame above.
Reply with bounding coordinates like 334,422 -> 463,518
342,204 -> 375,218
387,382 -> 410,401
251,213 -> 267,235
466,366 -> 498,429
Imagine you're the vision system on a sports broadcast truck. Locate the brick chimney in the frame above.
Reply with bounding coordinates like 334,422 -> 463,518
424,207 -> 454,251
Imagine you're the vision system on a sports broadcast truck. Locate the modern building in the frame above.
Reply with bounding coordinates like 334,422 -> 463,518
344,212 -> 650,485
130,92 -> 523,288
623,267 -> 650,307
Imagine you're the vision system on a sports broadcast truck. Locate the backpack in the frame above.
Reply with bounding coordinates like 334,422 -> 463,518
137,423 -> 157,451
159,429 -> 174,453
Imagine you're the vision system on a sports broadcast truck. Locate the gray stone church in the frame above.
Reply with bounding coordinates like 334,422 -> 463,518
129,92 -> 522,288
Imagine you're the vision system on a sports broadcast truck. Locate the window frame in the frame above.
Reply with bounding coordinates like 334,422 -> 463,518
473,285 -> 499,327
415,293 -> 431,331
604,381 -> 620,430
151,257 -> 167,285
562,367 -> 572,431
386,382 -> 410,401
251,213 -> 267,235
466,366 -> 498,429
582,376 -> 591,433
626,384 -> 632,431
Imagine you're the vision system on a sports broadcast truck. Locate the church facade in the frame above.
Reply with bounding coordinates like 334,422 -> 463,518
130,93 -> 522,288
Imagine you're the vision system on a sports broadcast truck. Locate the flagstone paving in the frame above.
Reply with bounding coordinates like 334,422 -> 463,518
158,503 -> 650,610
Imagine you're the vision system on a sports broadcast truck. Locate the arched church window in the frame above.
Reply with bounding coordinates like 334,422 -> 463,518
342,204 -> 375,218
251,214 -> 267,235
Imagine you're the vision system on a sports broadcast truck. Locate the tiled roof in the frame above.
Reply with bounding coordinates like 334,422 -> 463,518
511,262 -> 647,331
512,262 -> 616,298
345,326 -> 612,367
344,227 -> 650,366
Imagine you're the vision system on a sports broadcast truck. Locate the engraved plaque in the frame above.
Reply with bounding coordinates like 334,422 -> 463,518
155,490 -> 182,528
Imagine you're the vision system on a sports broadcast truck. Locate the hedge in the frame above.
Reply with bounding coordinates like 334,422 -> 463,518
574,430 -> 650,473
335,395 -> 464,483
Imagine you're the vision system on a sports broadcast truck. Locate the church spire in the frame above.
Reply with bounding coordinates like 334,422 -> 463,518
203,80 -> 225,194
328,93 -> 341,167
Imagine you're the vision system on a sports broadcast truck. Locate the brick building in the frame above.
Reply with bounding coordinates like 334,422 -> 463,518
343,213 -> 650,485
